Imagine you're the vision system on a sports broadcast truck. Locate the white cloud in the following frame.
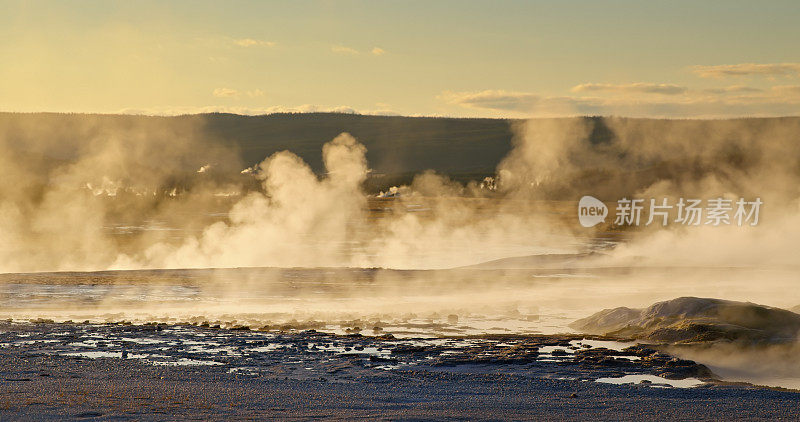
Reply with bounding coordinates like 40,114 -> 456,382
246,89 -> 264,98
212,88 -> 239,98
233,38 -> 276,47
772,85 -> 800,96
439,90 -> 541,112
571,82 -> 687,95
703,85 -> 764,94
331,45 -> 359,55
691,63 -> 800,78
212,88 -> 264,99
441,87 -> 800,118
329,45 -> 386,56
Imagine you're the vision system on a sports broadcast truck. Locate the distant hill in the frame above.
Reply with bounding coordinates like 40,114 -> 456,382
2,112 -> 798,195
201,113 -> 516,175
0,112 -> 517,189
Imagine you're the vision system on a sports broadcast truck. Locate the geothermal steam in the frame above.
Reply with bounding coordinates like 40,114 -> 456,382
0,114 -> 798,272
2,114 -> 799,390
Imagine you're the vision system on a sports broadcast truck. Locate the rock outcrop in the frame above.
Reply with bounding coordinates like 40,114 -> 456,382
571,297 -> 800,344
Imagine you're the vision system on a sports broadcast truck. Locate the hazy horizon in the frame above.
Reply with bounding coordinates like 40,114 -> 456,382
3,2 -> 800,413
5,110 -> 800,121
3,1 -> 800,118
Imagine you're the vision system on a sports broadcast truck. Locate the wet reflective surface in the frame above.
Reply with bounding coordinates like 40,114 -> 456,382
0,321 -> 714,390
0,265 -> 799,389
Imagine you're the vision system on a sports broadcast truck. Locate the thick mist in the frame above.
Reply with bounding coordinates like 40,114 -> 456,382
2,114 -> 800,390
0,114 -> 798,273
0,114 -> 245,272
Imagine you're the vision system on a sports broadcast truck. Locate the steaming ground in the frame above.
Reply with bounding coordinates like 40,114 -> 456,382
4,115 -> 800,273
1,254 -> 799,390
2,265 -> 799,336
1,197 -> 799,393
1,258 -> 800,418
1,114 -> 800,416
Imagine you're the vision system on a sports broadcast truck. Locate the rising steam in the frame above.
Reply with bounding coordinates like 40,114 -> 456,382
2,113 -> 798,390
0,114 -> 798,273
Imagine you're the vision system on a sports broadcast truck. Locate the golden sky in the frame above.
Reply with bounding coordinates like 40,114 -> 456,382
2,0 -> 800,118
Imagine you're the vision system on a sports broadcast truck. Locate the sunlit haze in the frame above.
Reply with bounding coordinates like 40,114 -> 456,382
2,0 -> 800,117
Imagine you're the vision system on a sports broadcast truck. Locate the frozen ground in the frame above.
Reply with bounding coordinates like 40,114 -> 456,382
0,321 -> 798,420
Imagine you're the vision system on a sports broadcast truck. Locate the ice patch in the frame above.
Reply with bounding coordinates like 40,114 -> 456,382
596,374 -> 704,388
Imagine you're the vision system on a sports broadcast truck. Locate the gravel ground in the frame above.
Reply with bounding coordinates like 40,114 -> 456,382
0,322 -> 798,420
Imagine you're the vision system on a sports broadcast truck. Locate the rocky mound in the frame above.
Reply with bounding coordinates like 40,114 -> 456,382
571,297 -> 800,344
